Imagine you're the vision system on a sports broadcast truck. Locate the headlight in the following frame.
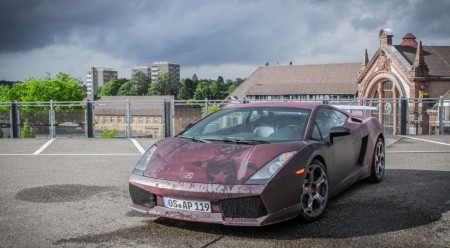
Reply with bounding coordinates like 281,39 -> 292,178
132,145 -> 157,175
245,151 -> 296,185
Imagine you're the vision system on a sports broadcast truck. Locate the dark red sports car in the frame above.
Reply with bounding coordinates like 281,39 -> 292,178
129,102 -> 385,226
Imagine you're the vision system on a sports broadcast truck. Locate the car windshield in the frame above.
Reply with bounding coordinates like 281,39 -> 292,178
178,106 -> 311,143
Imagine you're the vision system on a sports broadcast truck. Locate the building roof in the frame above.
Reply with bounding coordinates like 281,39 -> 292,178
394,45 -> 450,76
229,63 -> 360,99
94,95 -> 174,116
400,33 -> 418,46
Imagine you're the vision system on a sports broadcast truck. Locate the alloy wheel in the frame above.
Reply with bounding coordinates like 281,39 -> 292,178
300,163 -> 328,219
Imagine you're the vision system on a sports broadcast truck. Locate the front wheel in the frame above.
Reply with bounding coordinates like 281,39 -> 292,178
299,160 -> 329,222
369,137 -> 385,183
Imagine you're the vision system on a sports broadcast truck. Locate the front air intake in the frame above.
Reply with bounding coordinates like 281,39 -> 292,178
129,183 -> 156,208
219,196 -> 268,218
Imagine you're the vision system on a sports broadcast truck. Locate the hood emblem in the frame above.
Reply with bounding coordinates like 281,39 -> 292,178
185,172 -> 194,179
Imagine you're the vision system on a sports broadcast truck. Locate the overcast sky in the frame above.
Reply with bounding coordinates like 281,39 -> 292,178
0,0 -> 449,83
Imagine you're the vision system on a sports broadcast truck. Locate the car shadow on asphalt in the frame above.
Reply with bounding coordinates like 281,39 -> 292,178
152,169 -> 450,239
54,169 -> 450,246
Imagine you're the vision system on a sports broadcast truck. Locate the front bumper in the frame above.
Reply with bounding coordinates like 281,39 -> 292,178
128,174 -> 302,226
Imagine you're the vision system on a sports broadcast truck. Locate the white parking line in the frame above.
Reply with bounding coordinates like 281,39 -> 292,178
130,138 -> 145,155
387,151 -> 450,153
397,136 -> 450,146
33,138 -> 56,155
0,153 -> 140,156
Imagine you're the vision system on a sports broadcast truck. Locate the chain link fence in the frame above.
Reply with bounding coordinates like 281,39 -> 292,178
1,97 -> 449,138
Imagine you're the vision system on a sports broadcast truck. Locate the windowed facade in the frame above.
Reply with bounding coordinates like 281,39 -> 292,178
247,94 -> 355,101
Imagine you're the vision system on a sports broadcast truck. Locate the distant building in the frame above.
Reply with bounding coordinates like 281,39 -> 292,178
357,29 -> 450,134
228,63 -> 360,101
150,61 -> 180,92
131,61 -> 180,93
131,66 -> 152,77
150,61 -> 180,82
86,67 -> 118,96
94,95 -> 201,137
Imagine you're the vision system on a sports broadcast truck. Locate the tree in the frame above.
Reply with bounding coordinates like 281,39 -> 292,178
101,78 -> 128,96
93,86 -> 102,96
227,78 -> 244,95
217,76 -> 224,84
177,78 -> 197,100
7,72 -> 84,102
148,73 -> 173,96
191,74 -> 199,84
117,82 -> 136,96
0,85 -> 11,102
193,80 -> 212,100
130,71 -> 151,95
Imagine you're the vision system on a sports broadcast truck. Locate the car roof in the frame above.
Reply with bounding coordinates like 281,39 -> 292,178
222,101 -> 322,110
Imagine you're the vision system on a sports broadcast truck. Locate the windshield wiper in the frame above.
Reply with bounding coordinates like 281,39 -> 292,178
232,139 -> 269,145
177,135 -> 211,143
202,138 -> 269,145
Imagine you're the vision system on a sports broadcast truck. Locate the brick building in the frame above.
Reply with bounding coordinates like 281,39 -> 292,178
357,29 -> 450,134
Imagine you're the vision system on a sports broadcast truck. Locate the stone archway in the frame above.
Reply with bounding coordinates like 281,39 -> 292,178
362,72 -> 405,135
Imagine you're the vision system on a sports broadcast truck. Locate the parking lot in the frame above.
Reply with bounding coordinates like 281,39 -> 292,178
0,136 -> 449,247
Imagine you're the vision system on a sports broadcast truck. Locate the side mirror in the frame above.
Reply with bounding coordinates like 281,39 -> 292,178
329,126 -> 351,143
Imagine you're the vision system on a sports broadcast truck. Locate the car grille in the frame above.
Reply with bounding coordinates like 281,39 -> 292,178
219,196 -> 268,218
129,183 -> 156,208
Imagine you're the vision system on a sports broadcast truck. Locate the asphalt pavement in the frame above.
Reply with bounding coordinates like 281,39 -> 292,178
0,136 -> 449,247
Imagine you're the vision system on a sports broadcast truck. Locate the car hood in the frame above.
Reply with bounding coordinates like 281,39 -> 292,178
143,137 -> 303,185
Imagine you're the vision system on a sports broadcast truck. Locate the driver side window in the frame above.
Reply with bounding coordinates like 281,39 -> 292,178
315,109 -> 345,139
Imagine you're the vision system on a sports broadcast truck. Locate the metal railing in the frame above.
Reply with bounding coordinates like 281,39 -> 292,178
0,97 -> 449,138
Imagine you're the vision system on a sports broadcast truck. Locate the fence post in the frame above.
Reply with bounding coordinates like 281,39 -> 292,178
126,99 -> 132,138
439,96 -> 444,135
204,98 -> 209,117
10,101 -> 19,138
163,99 -> 172,137
86,100 -> 94,138
400,97 -> 407,135
362,97 -> 367,116
50,99 -> 55,138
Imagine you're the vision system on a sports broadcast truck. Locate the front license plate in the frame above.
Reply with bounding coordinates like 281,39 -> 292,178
163,197 -> 211,213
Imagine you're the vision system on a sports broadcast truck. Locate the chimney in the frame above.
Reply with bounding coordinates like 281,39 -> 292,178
379,29 -> 393,46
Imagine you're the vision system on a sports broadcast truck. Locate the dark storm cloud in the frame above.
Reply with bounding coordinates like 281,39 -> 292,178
348,0 -> 450,41
0,0 -> 449,80
0,0 -> 163,52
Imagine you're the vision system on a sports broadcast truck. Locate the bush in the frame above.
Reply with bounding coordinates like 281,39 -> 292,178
201,105 -> 220,118
0,127 -> 4,138
21,120 -> 35,138
99,127 -> 117,138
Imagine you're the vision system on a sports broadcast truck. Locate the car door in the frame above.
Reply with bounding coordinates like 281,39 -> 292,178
315,108 -> 359,190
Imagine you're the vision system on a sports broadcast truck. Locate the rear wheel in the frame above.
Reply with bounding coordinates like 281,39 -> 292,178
369,137 -> 385,183
299,160 -> 328,222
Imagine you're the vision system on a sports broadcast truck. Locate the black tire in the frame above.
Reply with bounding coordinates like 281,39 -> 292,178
369,137 -> 385,183
299,160 -> 329,222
